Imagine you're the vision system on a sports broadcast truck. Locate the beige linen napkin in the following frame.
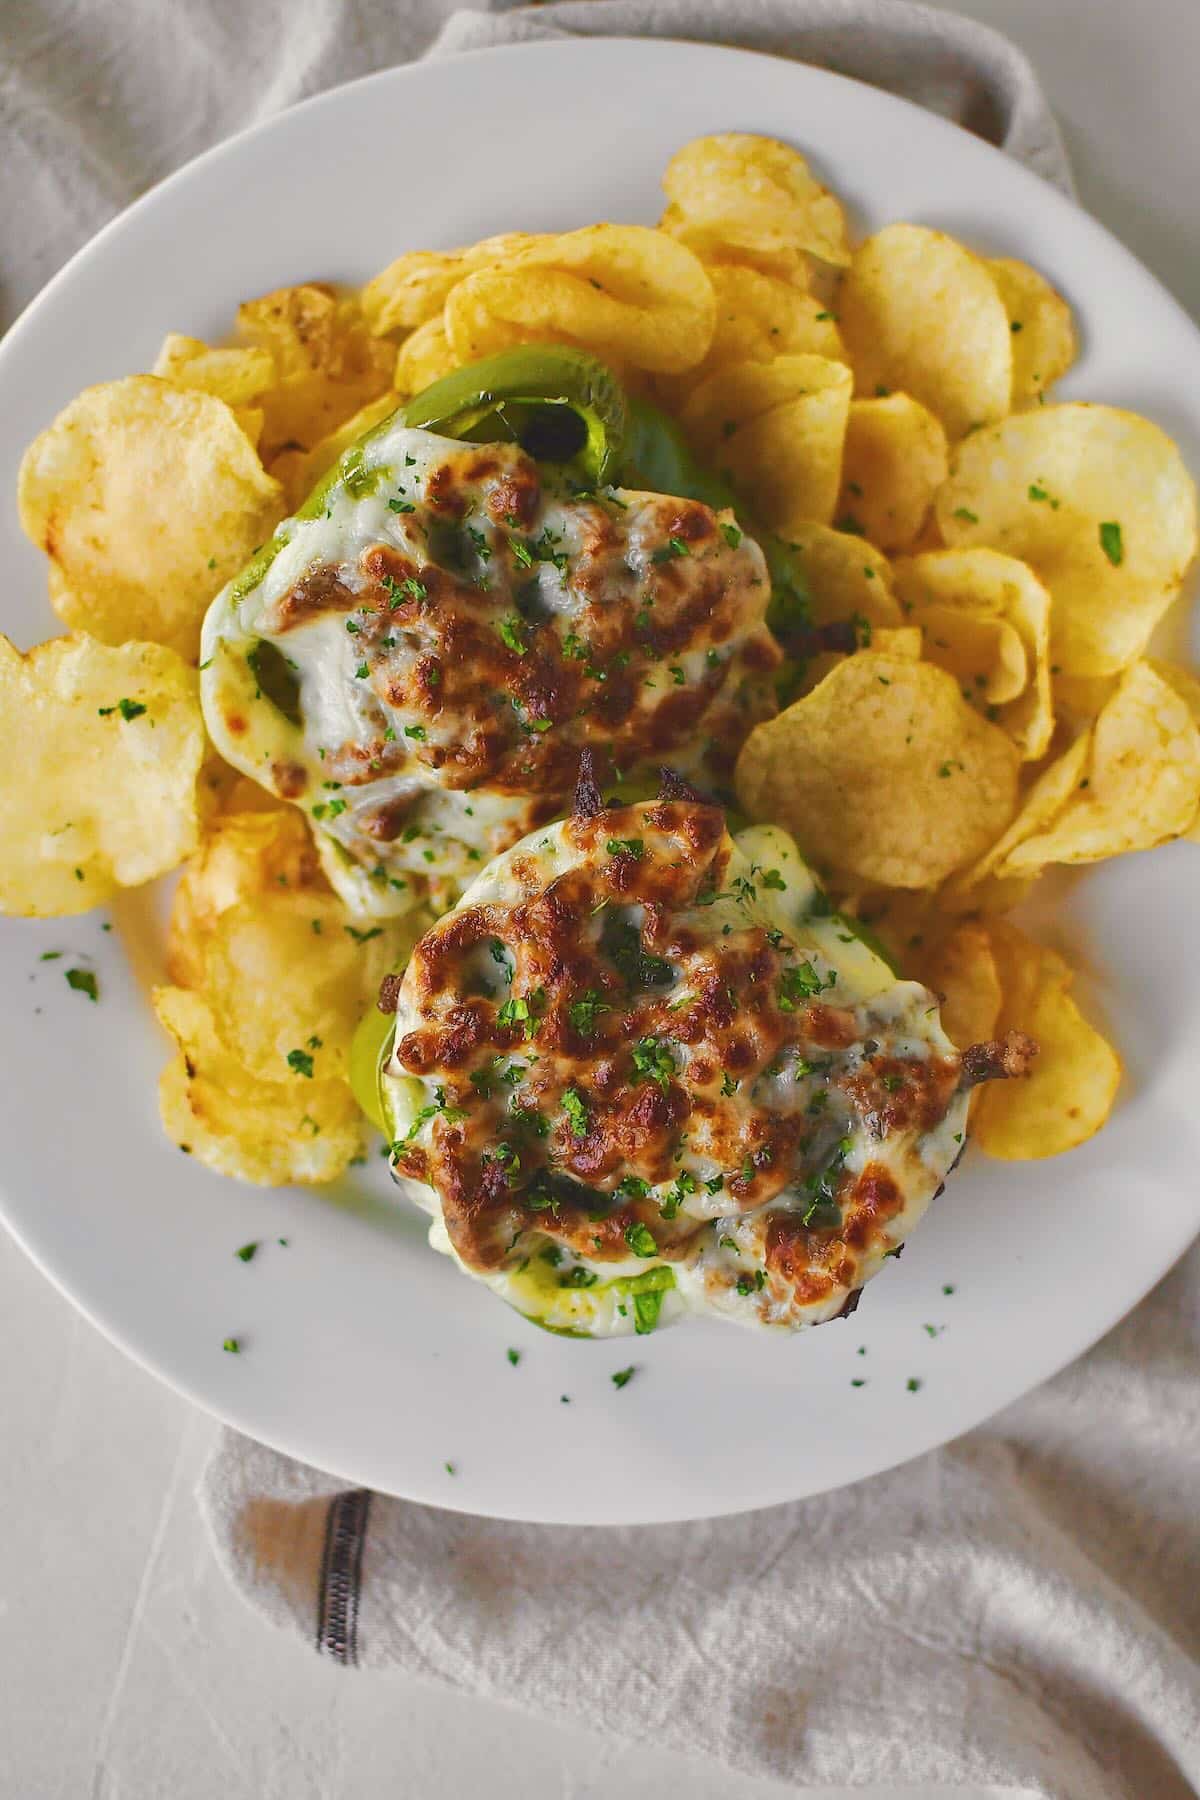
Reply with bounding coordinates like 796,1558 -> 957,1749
4,2 -> 1195,1794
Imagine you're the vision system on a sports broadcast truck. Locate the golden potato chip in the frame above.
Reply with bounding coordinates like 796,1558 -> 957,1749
361,233 -> 541,336
0,633 -> 204,917
736,649 -> 1020,887
835,395 -> 948,551
838,225 -> 1012,439
661,134 -> 850,268
154,986 -> 364,1185
950,732 -> 1091,897
913,920 -> 1003,1051
702,263 -> 844,366
198,888 -> 416,1083
236,284 -> 394,455
937,404 -> 1199,676
232,405 -> 266,450
18,377 -> 283,658
393,317 -> 461,398
270,392 -> 399,510
681,355 -> 852,529
167,806 -> 322,988
985,257 -> 1077,406
894,548 -> 1054,758
778,523 -> 902,629
444,225 -> 716,375
151,334 -> 274,406
996,661 -> 1200,872
973,926 -> 1121,1159
1053,672 -> 1117,727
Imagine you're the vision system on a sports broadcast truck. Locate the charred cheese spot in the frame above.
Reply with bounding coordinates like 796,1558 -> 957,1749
200,424 -> 780,919
377,808 -> 971,1337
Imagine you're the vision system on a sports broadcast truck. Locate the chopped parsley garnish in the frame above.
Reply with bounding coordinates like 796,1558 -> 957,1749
631,1036 -> 676,1091
403,723 -> 427,741
611,1366 -> 636,1390
559,1265 -> 598,1288
659,1170 -> 697,1220
497,988 -> 544,1037
599,913 -> 673,990
720,1071 -> 739,1097
704,1176 -> 725,1196
286,1047 -> 314,1078
65,968 -> 98,1002
952,506 -> 979,524
387,496 -> 415,513
509,537 -> 535,569
605,837 -> 644,860
1099,520 -> 1124,566
736,1271 -> 766,1296
720,522 -> 742,550
1027,482 -> 1059,507
624,1222 -> 658,1258
777,961 -> 834,1010
506,1348 -> 521,1366
496,615 -> 528,655
344,925 -> 383,944
222,1338 -> 241,1354
616,1175 -> 650,1203
760,869 -> 787,891
568,990 -> 609,1036
906,1377 -> 922,1393
561,630 -> 588,661
669,664 -> 686,686
39,951 -> 62,961
97,697 -> 147,721
235,1242 -> 259,1263
943,1283 -> 956,1295
562,1088 -> 589,1138
651,535 -> 690,564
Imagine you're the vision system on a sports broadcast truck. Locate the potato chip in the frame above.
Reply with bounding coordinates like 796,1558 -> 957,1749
198,888 -> 415,1083
936,404 -> 1199,676
838,226 -> 1012,439
154,986 -> 364,1185
236,284 -> 394,455
167,806 -> 322,988
151,334 -> 274,407
996,661 -> 1200,872
736,649 -> 1020,887
950,732 -> 1091,898
985,257 -> 1077,406
270,392 -> 399,510
18,377 -> 283,658
361,233 -> 540,336
393,317 -> 461,398
444,225 -> 716,375
778,523 -> 903,629
0,633 -> 204,917
835,395 -> 948,551
1053,672 -> 1117,727
681,355 -> 852,529
232,405 -> 266,450
702,263 -> 845,366
913,920 -> 1003,1051
893,548 -> 1054,758
661,134 -> 850,268
973,925 -> 1121,1159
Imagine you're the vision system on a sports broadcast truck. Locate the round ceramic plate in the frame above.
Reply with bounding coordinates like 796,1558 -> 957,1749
1,38 -> 1197,1525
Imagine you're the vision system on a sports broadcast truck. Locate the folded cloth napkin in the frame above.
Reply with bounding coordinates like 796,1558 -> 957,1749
6,0 -> 1193,1792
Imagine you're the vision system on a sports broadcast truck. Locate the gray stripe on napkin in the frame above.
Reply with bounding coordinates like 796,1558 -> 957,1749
316,1487 -> 371,1665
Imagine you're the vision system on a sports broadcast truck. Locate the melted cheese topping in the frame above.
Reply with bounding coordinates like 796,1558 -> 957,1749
379,802 -> 968,1338
200,422 -> 779,917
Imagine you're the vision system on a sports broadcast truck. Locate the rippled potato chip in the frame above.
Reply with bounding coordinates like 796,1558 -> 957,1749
18,377 -> 283,657
362,233 -> 539,336
894,549 -> 1054,758
994,661 -> 1200,873
151,335 -> 275,407
914,919 -> 1003,1051
393,317 -> 461,398
0,633 -> 204,917
270,392 -> 399,511
1052,672 -> 1117,728
986,257 -> 1077,406
839,226 -> 1012,439
937,404 -> 1199,676
682,354 -> 852,529
199,889 -> 415,1083
779,523 -> 902,629
155,986 -> 364,1185
236,284 -> 394,455
736,649 -> 1020,887
167,806 -> 322,988
836,394 -> 948,550
703,262 -> 844,365
661,134 -> 850,269
973,926 -> 1120,1159
444,225 -> 715,375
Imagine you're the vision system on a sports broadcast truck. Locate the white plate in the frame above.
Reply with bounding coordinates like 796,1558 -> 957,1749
1,38 -> 1197,1525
